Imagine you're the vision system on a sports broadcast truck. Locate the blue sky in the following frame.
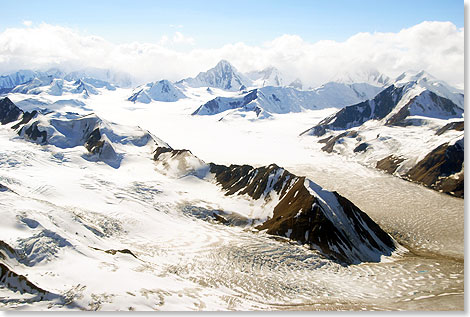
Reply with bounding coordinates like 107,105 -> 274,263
2,0 -> 464,47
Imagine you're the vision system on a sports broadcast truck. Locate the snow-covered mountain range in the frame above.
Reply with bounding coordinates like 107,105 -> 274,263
0,68 -> 131,93
0,59 -> 464,311
301,70 -> 464,197
10,77 -> 116,99
329,67 -> 391,87
0,96 -> 397,265
124,60 -> 390,120
192,83 -> 384,118
0,97 -> 402,308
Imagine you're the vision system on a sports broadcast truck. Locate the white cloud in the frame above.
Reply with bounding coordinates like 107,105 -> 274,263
172,32 -> 195,45
0,21 -> 463,88
22,20 -> 33,27
158,32 -> 194,47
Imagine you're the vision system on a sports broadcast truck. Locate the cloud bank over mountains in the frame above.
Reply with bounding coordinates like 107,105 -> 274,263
0,21 -> 463,89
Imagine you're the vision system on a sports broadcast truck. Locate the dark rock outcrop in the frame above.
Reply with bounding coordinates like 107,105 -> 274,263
11,110 -> 38,130
153,146 -> 193,161
353,142 -> 369,153
192,89 -> 258,115
0,97 -> 22,125
84,128 -> 104,154
0,240 -> 47,297
319,130 -> 358,153
405,139 -> 464,198
153,149 -> 397,263
436,121 -> 464,136
209,163 -> 293,199
90,247 -> 138,259
0,262 -> 47,296
376,155 -> 405,174
24,122 -> 48,144
302,85 -> 404,136
153,146 -> 173,160
385,91 -> 463,126
208,163 -> 396,264
302,85 -> 462,137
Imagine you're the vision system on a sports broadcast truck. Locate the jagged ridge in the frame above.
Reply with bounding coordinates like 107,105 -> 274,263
153,147 -> 397,264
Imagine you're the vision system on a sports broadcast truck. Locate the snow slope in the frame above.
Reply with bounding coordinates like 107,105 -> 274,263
192,83 -> 383,118
0,70 -> 39,91
300,71 -> 464,197
10,77 -> 114,99
0,68 -> 131,93
302,71 -> 464,137
176,60 -> 252,91
245,66 -> 284,87
329,67 -> 391,87
0,75 -> 464,310
128,80 -> 186,103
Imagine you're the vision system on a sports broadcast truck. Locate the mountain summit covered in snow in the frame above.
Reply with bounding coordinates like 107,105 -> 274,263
128,80 -> 186,103
303,70 -> 464,136
192,83 -> 383,119
245,66 -> 284,88
329,67 -> 391,87
0,68 -> 132,92
301,70 -> 464,198
176,60 -> 252,91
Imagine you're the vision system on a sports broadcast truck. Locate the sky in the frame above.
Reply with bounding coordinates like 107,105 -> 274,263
0,0 -> 464,88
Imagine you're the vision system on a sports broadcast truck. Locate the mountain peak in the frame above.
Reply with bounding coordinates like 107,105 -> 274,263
129,79 -> 186,103
215,59 -> 233,69
329,67 -> 390,87
394,70 -> 436,84
245,66 -> 284,87
288,78 -> 303,90
178,60 -> 250,91
392,69 -> 463,108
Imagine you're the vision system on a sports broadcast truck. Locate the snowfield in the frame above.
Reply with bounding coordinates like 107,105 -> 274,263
0,65 -> 464,311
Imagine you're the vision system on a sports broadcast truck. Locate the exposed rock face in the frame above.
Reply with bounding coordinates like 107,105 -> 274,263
436,121 -> 464,136
11,110 -> 38,130
376,155 -> 405,174
209,163 -> 294,200
1,99 -> 166,168
301,73 -> 464,198
90,247 -> 138,259
84,128 -> 104,154
153,147 -> 207,178
353,142 -> 369,153
208,163 -> 396,264
302,84 -> 463,137
0,240 -> 48,297
192,89 -> 258,116
24,121 -> 48,144
0,97 -> 22,125
151,149 -> 397,264
385,91 -> 463,126
302,85 -> 405,136
0,262 -> 47,296
406,139 -> 464,198
319,130 -> 358,153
